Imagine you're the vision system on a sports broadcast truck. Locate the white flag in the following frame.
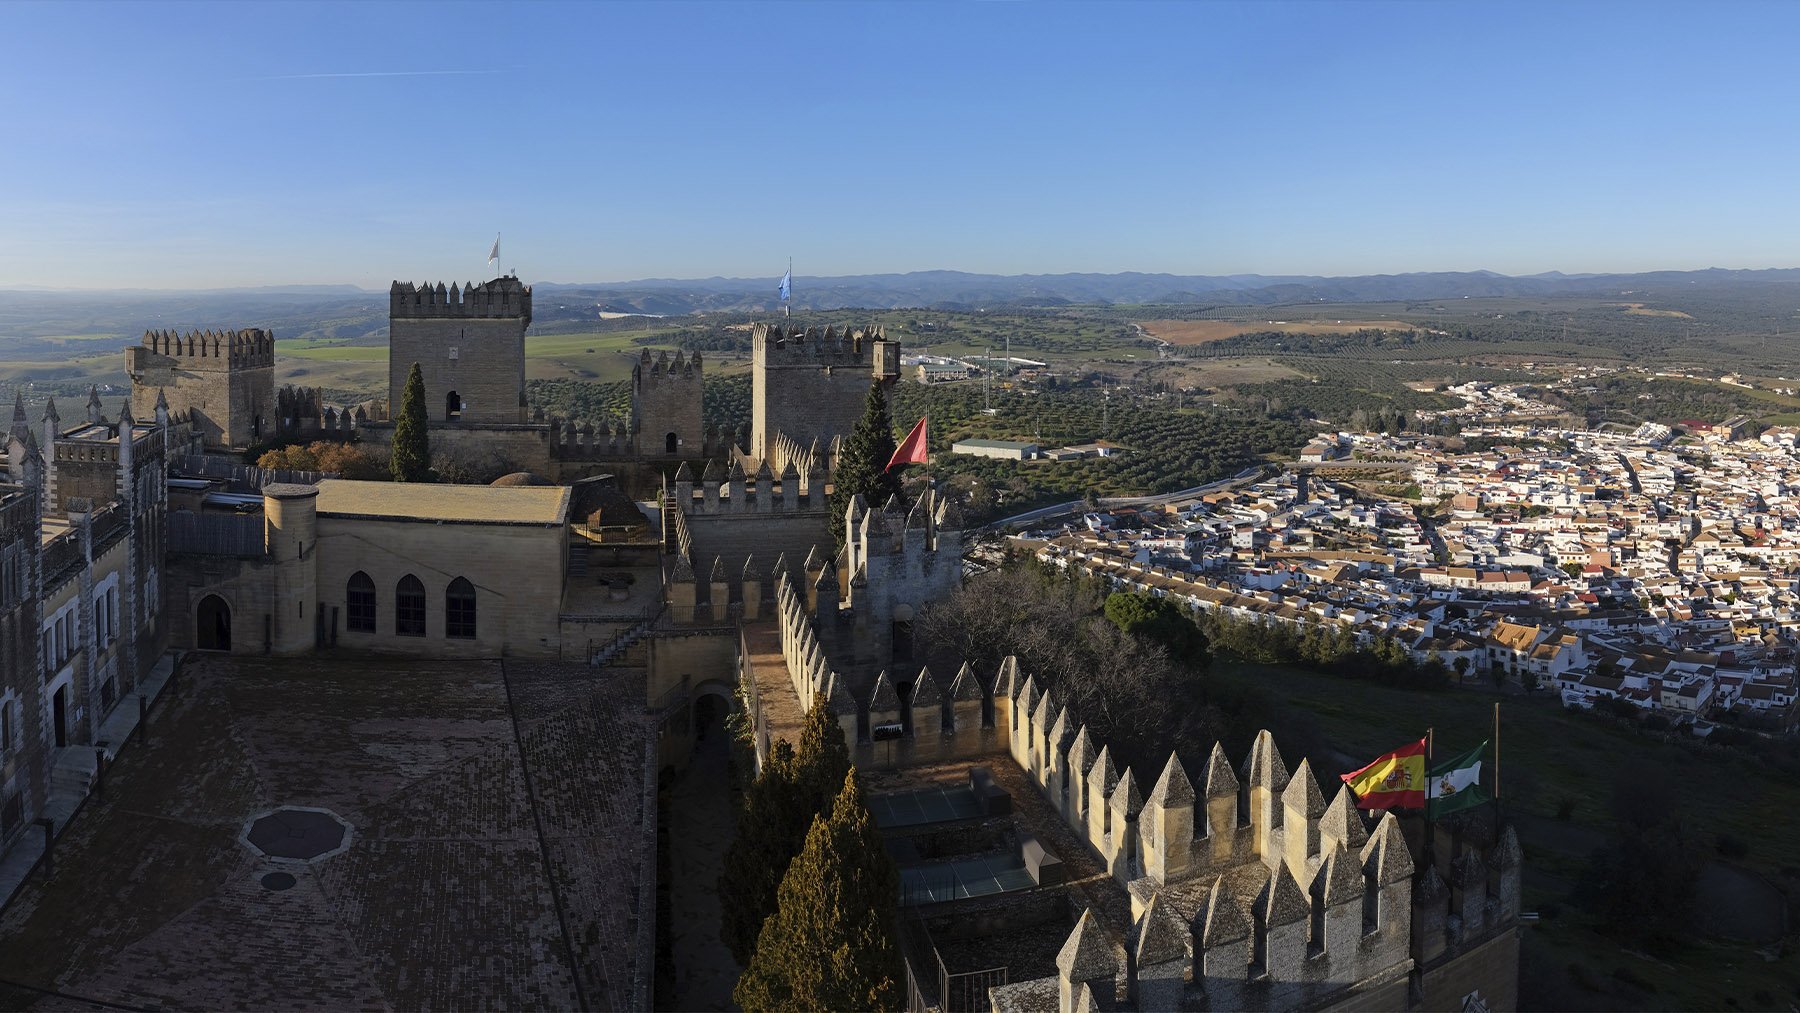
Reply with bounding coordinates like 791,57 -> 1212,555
487,234 -> 500,267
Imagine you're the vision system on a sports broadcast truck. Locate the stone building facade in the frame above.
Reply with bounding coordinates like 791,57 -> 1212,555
126,328 -> 275,450
750,323 -> 900,464
388,277 -> 531,425
165,480 -> 571,660
0,393 -> 172,875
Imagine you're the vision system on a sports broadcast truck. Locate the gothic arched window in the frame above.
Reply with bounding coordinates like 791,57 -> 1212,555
395,575 -> 426,637
347,571 -> 376,632
446,577 -> 476,640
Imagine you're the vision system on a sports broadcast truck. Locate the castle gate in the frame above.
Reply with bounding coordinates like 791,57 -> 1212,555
196,594 -> 231,652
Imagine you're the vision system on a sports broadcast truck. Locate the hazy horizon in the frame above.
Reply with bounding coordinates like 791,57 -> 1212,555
8,1 -> 1800,289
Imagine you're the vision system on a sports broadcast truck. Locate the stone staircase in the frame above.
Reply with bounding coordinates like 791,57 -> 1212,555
592,619 -> 653,668
46,747 -> 102,823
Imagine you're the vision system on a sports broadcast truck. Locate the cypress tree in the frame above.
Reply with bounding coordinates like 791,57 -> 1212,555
733,769 -> 902,1012
829,380 -> 905,550
716,701 -> 853,965
390,361 -> 432,482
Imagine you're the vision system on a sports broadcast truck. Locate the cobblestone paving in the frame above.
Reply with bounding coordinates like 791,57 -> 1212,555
0,654 -> 654,1011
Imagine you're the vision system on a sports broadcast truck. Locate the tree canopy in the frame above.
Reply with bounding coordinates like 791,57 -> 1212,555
717,700 -> 852,965
390,361 -> 432,483
733,769 -> 902,1012
829,380 -> 905,549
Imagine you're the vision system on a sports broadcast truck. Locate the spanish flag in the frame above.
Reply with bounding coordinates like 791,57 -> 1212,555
1341,737 -> 1427,810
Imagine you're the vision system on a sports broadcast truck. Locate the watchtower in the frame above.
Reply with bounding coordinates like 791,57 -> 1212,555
126,329 -> 275,450
388,277 -> 530,425
631,349 -> 703,457
750,324 -> 900,465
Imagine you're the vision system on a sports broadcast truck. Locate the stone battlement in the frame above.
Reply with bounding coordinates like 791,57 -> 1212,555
752,323 -> 887,364
389,277 -> 531,326
137,329 -> 274,369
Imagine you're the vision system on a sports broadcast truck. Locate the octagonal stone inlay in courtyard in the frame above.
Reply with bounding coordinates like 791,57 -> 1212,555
240,806 -> 353,863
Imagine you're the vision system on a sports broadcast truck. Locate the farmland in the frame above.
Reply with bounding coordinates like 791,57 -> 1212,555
1141,318 -> 1413,345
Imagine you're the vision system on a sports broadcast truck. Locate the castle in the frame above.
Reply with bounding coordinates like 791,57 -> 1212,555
0,270 -> 1522,1010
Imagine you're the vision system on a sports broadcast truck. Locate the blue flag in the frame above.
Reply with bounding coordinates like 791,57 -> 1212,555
778,268 -> 791,302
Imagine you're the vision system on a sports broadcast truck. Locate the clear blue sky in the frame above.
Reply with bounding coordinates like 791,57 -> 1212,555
6,0 -> 1800,289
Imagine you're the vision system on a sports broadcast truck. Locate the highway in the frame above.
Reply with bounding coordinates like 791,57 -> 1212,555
980,464 -> 1269,531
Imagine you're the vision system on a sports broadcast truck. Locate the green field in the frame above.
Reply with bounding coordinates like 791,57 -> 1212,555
1211,660 -> 1799,1010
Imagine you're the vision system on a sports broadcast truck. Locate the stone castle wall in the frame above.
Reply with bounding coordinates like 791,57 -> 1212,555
126,329 -> 275,450
389,278 -> 530,426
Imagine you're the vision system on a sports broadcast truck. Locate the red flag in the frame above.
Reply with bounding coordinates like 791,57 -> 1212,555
886,416 -> 928,471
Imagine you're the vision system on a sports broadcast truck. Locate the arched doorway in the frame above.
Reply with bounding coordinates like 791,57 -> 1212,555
446,390 -> 462,421
664,431 -> 678,455
197,595 -> 231,651
691,681 -> 736,747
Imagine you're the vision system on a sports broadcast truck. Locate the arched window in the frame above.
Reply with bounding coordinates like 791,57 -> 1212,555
346,571 -> 376,632
395,575 -> 426,637
665,432 -> 678,455
447,390 -> 463,421
446,577 -> 476,639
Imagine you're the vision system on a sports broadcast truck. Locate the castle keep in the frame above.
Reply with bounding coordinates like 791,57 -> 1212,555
751,323 -> 900,464
388,277 -> 530,425
126,328 -> 274,450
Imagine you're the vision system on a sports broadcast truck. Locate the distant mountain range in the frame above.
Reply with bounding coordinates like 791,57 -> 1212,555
537,266 -> 1800,315
4,267 -> 1800,338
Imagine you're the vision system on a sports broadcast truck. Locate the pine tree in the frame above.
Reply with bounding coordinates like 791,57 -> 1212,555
829,380 -> 905,550
390,361 -> 432,482
716,701 -> 852,964
734,769 -> 902,1012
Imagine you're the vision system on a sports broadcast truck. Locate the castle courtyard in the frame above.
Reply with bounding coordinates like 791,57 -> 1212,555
0,653 -> 655,1011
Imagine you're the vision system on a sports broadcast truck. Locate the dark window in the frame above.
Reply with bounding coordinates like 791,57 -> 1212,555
446,577 -> 477,639
665,431 -> 678,454
1,792 -> 19,838
347,571 -> 376,632
447,390 -> 462,420
396,575 -> 426,637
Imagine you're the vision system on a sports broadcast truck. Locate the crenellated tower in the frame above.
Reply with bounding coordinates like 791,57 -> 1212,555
388,276 -> 530,425
631,348 -> 704,457
126,328 -> 275,450
750,323 -> 900,465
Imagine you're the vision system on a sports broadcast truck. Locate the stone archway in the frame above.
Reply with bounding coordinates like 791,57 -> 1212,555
197,594 -> 231,652
691,681 -> 735,744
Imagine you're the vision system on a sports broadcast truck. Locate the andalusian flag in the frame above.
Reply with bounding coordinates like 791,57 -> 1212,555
1341,737 -> 1427,810
1427,741 -> 1489,818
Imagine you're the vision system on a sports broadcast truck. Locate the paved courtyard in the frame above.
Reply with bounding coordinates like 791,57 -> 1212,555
0,653 -> 655,1011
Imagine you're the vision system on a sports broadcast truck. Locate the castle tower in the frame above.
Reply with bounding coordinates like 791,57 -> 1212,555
262,484 -> 319,656
750,322 -> 899,464
388,277 -> 530,425
126,328 -> 275,450
632,349 -> 703,457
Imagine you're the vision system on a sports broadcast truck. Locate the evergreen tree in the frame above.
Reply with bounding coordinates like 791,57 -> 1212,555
829,381 -> 905,549
734,770 -> 902,1012
390,361 -> 432,482
716,701 -> 852,965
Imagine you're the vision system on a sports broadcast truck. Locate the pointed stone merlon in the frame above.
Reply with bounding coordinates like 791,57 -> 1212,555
947,663 -> 983,734
1202,741 -> 1240,865
1086,745 -> 1118,858
1198,876 -> 1250,1006
740,556 -> 762,621
1107,769 -> 1143,883
1056,908 -> 1115,1013
1142,752 -> 1196,884
1244,729 -> 1290,866
826,672 -> 860,750
909,667 -> 944,738
1281,758 -> 1328,880
1317,842 -> 1366,958
708,556 -> 729,615
868,670 -> 902,738
1492,823 -> 1523,923
1256,862 -> 1310,980
1358,811 -> 1413,944
1129,892 -> 1187,1011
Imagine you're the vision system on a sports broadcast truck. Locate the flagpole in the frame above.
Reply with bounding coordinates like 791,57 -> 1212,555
1493,702 -> 1501,801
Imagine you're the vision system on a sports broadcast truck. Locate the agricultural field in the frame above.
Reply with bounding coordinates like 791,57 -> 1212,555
1140,318 -> 1412,345
1210,660 -> 1800,1012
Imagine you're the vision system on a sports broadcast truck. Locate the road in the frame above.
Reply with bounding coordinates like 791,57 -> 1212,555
981,464 -> 1268,531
